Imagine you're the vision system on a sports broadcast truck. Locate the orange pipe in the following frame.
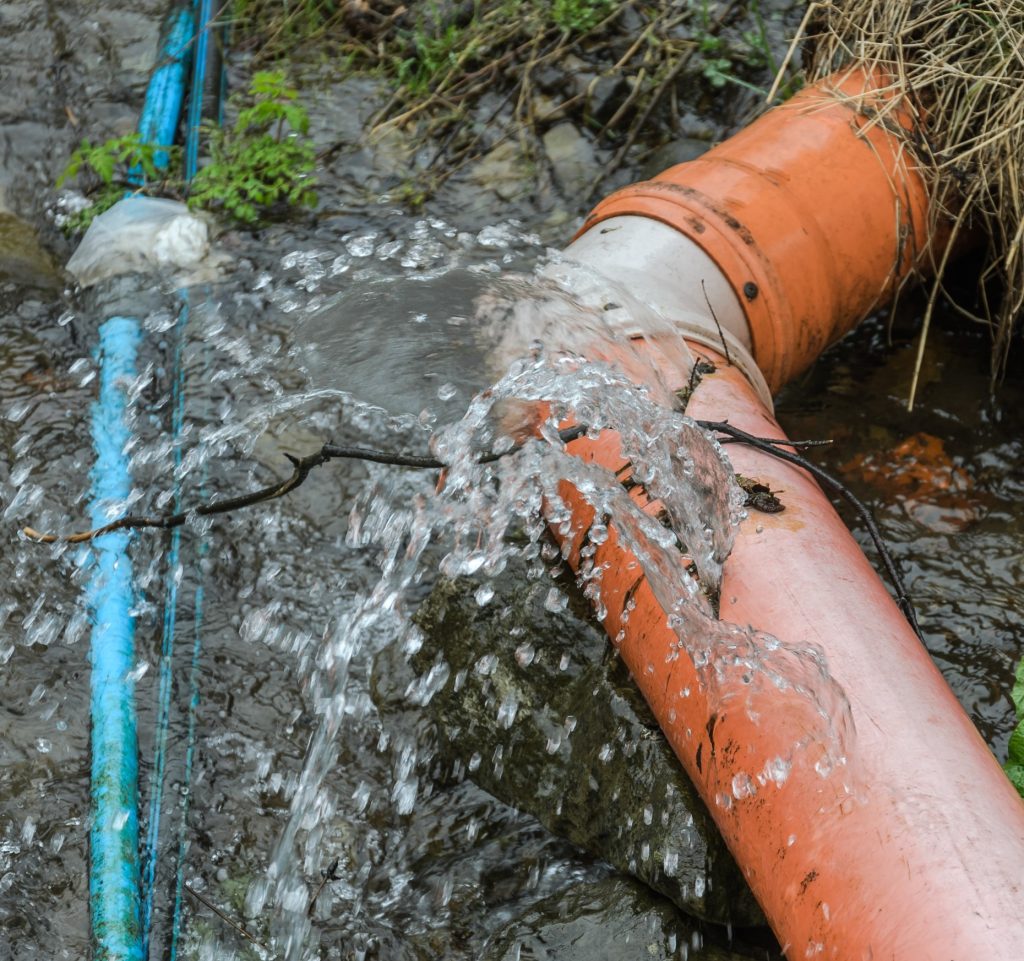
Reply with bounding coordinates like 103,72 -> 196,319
558,349 -> 1024,958
580,68 -> 935,392
550,70 -> 1024,959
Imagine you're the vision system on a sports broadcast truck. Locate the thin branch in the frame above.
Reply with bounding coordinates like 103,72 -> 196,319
696,418 -> 922,639
184,883 -> 269,951
19,419 -> 916,639
21,427 -> 586,544
700,279 -> 733,367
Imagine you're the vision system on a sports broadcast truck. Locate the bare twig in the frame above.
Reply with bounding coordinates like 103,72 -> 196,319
20,418 -> 914,637
20,427 -> 587,544
184,883 -> 268,950
697,418 -> 921,639
700,279 -> 733,367
308,858 -> 343,918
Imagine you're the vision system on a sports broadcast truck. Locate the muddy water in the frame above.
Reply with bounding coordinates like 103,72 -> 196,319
776,311 -> 1024,755
2,4 -> 1023,961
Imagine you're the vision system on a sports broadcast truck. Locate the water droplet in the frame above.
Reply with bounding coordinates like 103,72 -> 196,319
496,694 -> 519,729
731,772 -> 756,799
544,588 -> 567,612
514,642 -> 535,667
346,233 -> 377,257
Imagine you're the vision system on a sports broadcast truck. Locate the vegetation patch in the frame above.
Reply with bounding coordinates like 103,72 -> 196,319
56,71 -> 317,231
56,134 -> 181,233
231,0 -> 798,203
1005,657 -> 1024,797
189,70 -> 317,224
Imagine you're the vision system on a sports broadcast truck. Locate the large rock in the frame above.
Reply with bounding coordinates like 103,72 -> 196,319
375,561 -> 764,928
469,141 -> 535,202
0,212 -> 60,290
541,123 -> 598,196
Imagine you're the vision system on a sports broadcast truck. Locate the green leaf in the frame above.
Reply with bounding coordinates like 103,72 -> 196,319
1012,655 -> 1024,717
1003,657 -> 1024,798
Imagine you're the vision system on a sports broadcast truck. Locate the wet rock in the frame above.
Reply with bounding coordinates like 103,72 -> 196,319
534,55 -> 624,125
469,141 -> 535,202
0,212 -> 60,290
542,123 -> 598,196
483,876 -> 775,961
641,137 -> 711,180
377,561 -> 764,927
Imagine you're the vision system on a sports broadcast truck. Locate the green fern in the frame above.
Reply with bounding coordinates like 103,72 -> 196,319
189,70 -> 318,224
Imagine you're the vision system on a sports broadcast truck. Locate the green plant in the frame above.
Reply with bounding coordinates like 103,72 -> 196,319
549,0 -> 615,34
394,22 -> 474,96
56,133 -> 179,232
233,0 -> 342,62
1004,657 -> 1024,796
188,70 -> 318,224
696,0 -> 802,102
58,133 -> 170,187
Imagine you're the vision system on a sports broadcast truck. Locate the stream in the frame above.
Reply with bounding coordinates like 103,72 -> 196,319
2,4 -> 1024,961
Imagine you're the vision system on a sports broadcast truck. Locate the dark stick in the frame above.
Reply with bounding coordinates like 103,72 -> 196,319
184,883 -> 268,950
700,279 -> 733,367
21,426 -> 587,544
308,858 -> 343,918
20,419 -> 916,638
696,418 -> 922,639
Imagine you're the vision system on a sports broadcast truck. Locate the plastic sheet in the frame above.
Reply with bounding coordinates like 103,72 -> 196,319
66,196 -> 210,288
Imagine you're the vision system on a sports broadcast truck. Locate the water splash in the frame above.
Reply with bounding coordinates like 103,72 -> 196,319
256,329 -> 853,957
4,212 -> 855,958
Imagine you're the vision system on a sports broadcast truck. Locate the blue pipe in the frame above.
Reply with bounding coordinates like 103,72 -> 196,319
131,6 -> 195,183
184,0 -> 216,181
87,318 -> 144,961
141,0 -> 225,947
89,7 -> 194,961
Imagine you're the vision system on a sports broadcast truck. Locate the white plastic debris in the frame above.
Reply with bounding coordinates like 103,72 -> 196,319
66,196 -> 212,287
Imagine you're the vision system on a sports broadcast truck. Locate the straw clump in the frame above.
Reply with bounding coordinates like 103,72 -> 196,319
797,1 -> 1024,396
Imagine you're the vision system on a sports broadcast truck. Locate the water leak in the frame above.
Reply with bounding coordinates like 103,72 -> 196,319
2,205 -> 852,959
0,208 -> 1016,961
3,5 -> 1023,958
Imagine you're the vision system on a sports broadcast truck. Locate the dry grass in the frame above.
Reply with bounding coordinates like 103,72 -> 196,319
793,1 -> 1024,401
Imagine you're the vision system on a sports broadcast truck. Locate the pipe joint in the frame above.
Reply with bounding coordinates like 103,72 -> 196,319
579,68 -> 933,392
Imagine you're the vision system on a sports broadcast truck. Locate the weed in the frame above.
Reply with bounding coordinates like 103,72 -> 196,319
189,70 -> 318,224
1006,656 -> 1024,797
394,22 -> 477,97
696,0 -> 801,102
58,133 -> 169,187
549,0 -> 616,34
232,0 -> 343,61
56,73 -> 317,232
56,134 -> 183,232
